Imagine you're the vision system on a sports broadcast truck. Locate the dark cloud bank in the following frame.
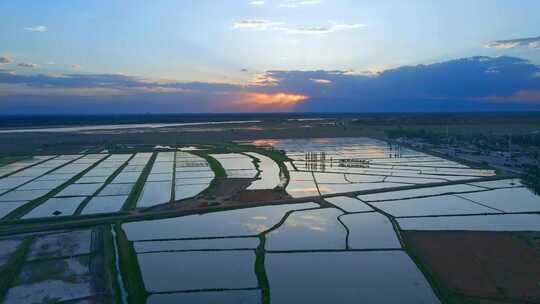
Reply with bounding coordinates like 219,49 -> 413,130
1,56 -> 540,114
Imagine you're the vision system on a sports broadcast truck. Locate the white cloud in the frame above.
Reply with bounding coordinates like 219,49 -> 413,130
232,19 -> 365,34
232,19 -> 283,30
280,0 -> 322,8
249,1 -> 265,5
0,56 -> 13,64
485,36 -> 540,49
24,25 -> 48,32
285,23 -> 365,34
17,62 -> 38,68
310,78 -> 332,84
71,64 -> 82,70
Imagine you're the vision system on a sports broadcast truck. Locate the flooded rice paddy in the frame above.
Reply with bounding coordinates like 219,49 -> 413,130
0,137 -> 539,303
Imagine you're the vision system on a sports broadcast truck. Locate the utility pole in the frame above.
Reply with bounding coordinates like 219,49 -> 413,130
508,134 -> 512,158
446,125 -> 450,147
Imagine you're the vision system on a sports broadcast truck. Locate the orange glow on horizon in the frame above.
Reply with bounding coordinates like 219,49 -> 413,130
230,92 -> 309,111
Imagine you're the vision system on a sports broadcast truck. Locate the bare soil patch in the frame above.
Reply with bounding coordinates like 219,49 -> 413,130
404,231 -> 540,303
234,189 -> 291,203
212,178 -> 253,199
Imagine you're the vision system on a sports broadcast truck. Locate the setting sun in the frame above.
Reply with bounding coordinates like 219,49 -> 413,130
231,92 -> 309,111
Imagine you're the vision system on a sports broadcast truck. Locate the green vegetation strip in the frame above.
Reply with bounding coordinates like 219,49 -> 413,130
243,152 -> 261,179
114,224 -> 147,304
0,197 -> 321,237
226,142 -> 292,186
103,226 -> 123,304
0,237 -> 34,302
0,156 -> 27,167
523,166 -> 540,195
359,198 -> 449,304
400,232 -> 455,304
122,152 -> 157,210
75,154 -> 136,215
170,151 -> 181,203
196,142 -> 291,191
189,151 -> 226,199
0,155 -> 56,179
249,147 -> 291,189
4,154 -> 107,220
255,235 -> 270,304
190,150 -> 226,178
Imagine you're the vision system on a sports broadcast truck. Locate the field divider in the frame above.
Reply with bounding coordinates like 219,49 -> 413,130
358,196 -> 449,303
170,152 -> 177,203
122,152 -> 157,210
0,155 -> 84,198
0,155 -> 58,179
0,236 -> 34,302
114,224 -> 147,304
454,194 -> 507,213
74,154 -> 136,215
3,154 -> 104,220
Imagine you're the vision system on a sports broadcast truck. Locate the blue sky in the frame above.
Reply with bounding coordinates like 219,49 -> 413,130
1,0 -> 540,113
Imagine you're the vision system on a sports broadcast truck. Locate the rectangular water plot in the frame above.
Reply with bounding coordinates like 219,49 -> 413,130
227,169 -> 258,178
134,237 -> 260,253
3,256 -> 94,303
0,201 -> 28,218
313,172 -> 350,184
146,290 -> 261,304
137,251 -> 257,292
154,152 -> 175,162
469,179 -> 523,189
345,174 -> 386,183
210,154 -> 256,175
0,238 -> 23,267
23,196 -> 86,219
55,183 -> 102,197
385,176 -> 447,184
146,173 -> 173,182
0,156 -> 54,177
26,230 -> 93,261
246,152 -> 282,190
122,165 -> 146,172
175,177 -> 213,185
81,195 -> 127,215
149,162 -> 174,174
99,183 -> 134,196
398,213 -> 540,231
286,180 -> 319,198
372,195 -> 502,217
123,202 -> 319,240
175,171 -> 215,179
324,196 -> 373,213
266,208 -> 346,251
83,167 -> 117,177
10,167 -> 50,177
341,213 -> 402,249
0,189 -> 50,202
137,181 -> 172,207
266,251 -> 440,304
458,187 -> 540,213
18,179 -> 66,190
319,182 -> 408,196
54,164 -> 94,174
0,176 -> 35,190
113,172 -> 143,183
35,173 -> 75,181
358,184 -> 484,202
174,184 -> 208,200
76,175 -> 109,184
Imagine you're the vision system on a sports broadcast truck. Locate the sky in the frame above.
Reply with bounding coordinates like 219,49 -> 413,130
1,0 -> 540,114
